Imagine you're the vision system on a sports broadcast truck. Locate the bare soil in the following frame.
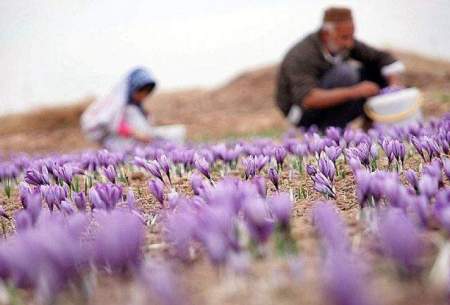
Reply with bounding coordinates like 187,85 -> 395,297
0,51 -> 448,155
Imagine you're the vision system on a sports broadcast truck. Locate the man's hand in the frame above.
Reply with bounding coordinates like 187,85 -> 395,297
302,81 -> 379,110
350,81 -> 380,99
386,74 -> 403,87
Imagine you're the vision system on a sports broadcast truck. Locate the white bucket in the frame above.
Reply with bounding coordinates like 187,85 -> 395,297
364,87 -> 423,127
151,124 -> 187,144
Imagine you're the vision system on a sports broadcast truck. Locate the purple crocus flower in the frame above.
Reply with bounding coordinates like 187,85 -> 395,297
60,200 -> 75,215
318,157 -> 336,182
410,136 -> 426,161
254,155 -> 269,172
190,173 -> 206,196
252,175 -> 267,198
149,179 -> 165,206
126,189 -> 137,210
391,139 -> 406,164
268,192 -> 293,226
412,195 -> 430,228
14,210 -> 33,232
381,138 -> 395,165
418,174 -> 439,198
139,261 -> 187,305
164,210 -> 197,261
242,156 -> 257,179
53,164 -> 80,185
382,176 -> 409,209
348,157 -> 363,173
325,127 -> 341,144
223,144 -> 243,165
355,170 -> 372,206
1,213 -> 90,298
268,167 -> 280,191
274,146 -> 287,168
312,201 -> 349,253
102,165 -> 117,184
422,136 -> 441,160
41,185 -> 68,211
311,173 -> 336,199
243,198 -> 274,244
434,189 -> 450,231
93,209 -> 145,272
24,166 -> 50,186
404,169 -> 419,192
147,160 -> 165,182
72,191 -> 87,212
89,183 -> 122,211
306,133 -> 325,155
22,189 -> 42,223
423,160 -> 443,186
291,143 -> 308,158
323,251 -> 375,305
306,164 -> 317,176
324,146 -> 342,163
158,155 -> 172,184
0,162 -> 19,182
193,203 -> 237,265
194,158 -> 211,180
89,188 -> 106,210
377,208 -> 423,273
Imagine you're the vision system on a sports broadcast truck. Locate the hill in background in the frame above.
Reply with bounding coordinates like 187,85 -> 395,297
0,50 -> 449,154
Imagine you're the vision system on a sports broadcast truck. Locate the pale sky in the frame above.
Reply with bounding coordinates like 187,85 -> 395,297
0,0 -> 449,114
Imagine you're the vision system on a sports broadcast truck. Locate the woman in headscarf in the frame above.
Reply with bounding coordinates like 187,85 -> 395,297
81,67 -> 158,150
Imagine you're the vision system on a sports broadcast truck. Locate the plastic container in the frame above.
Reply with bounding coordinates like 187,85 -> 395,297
364,87 -> 423,127
151,124 -> 187,144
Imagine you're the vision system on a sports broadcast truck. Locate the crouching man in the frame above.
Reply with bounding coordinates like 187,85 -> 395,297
276,7 -> 405,130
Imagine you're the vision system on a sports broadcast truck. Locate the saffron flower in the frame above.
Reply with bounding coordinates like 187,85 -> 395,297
72,191 -> 87,212
149,179 -> 165,206
89,183 -> 122,211
40,185 -> 68,211
194,158 -> 211,181
243,198 -> 274,244
311,172 -> 336,199
268,167 -> 280,191
377,208 -> 423,273
139,261 -> 187,305
323,251 -> 375,305
158,155 -> 172,184
268,192 -> 293,226
404,169 -> 419,193
24,166 -> 50,186
102,165 -> 117,183
252,175 -> 267,198
93,209 -> 145,272
318,157 -> 336,182
418,174 -> 439,198
274,146 -> 287,169
312,201 -> 349,253
324,146 -> 342,163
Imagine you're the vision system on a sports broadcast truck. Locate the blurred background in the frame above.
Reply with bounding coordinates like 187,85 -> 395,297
0,0 -> 449,153
1,0 -> 449,114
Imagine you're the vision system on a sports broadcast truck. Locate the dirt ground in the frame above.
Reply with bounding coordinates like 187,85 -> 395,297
0,50 -> 448,155
0,51 -> 449,304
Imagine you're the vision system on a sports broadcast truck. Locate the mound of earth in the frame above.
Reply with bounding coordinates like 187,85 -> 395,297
0,50 -> 449,154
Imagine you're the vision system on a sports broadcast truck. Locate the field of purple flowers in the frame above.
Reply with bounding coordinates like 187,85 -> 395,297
0,114 -> 449,305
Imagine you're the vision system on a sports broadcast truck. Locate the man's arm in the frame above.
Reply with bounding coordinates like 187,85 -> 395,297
302,81 -> 380,109
352,40 -> 405,87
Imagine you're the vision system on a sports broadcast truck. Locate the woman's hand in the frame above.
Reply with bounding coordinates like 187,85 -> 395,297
132,131 -> 152,143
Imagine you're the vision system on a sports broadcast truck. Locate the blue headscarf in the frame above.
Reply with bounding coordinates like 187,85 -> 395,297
127,68 -> 157,114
